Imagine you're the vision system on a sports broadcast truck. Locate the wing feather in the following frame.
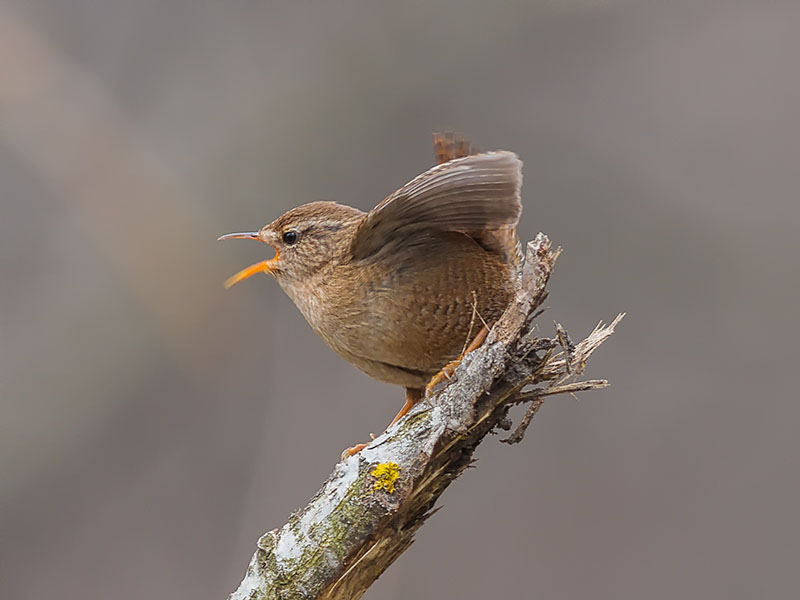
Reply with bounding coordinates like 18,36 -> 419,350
351,151 -> 522,260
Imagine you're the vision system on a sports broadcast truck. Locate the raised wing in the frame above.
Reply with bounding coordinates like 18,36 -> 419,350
350,151 -> 522,261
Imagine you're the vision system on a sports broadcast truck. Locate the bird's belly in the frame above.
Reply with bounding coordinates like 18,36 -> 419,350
311,254 -> 514,386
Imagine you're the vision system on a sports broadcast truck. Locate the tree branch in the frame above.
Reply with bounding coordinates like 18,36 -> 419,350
229,234 -> 623,600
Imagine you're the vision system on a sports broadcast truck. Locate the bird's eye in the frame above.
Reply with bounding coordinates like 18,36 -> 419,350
282,230 -> 299,245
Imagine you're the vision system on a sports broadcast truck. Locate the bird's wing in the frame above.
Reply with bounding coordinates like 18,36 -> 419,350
350,151 -> 523,261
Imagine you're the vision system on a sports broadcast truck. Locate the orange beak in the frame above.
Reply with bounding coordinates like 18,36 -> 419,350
217,231 -> 280,289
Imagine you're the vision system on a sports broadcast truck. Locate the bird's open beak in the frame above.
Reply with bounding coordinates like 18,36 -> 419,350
217,231 -> 280,289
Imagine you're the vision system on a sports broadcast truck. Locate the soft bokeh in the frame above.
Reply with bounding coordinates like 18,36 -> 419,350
2,1 -> 798,599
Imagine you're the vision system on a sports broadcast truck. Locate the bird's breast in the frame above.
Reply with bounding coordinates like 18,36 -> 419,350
276,237 -> 515,386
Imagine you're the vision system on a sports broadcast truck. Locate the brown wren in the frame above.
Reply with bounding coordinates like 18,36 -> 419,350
219,136 -> 523,456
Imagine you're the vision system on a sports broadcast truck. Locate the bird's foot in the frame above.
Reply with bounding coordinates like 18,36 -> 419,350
425,324 -> 491,397
341,441 -> 369,460
424,359 -> 460,396
340,387 -> 425,460
340,433 -> 377,460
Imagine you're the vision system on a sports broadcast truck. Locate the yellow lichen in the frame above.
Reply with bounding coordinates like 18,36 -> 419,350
370,462 -> 400,494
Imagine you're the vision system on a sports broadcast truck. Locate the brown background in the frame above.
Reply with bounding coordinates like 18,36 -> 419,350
2,1 -> 798,598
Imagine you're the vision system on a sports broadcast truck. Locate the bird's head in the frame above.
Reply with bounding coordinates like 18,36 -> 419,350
219,201 -> 364,289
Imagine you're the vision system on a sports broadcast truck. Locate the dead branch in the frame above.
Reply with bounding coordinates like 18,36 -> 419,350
229,234 -> 622,600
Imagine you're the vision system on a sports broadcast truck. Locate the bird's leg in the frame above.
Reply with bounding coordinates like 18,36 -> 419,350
425,323 -> 491,397
341,387 -> 424,459
389,387 -> 424,426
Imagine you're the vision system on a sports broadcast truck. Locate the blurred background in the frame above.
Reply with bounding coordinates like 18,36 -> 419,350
2,1 -> 798,598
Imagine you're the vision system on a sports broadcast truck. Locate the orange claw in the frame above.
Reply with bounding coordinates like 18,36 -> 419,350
341,389 -> 423,460
341,442 -> 370,460
425,324 -> 490,396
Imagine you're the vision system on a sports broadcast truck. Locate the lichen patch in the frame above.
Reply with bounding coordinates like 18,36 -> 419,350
370,462 -> 401,494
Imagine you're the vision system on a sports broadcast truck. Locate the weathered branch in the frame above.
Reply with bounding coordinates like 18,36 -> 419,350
229,235 -> 622,600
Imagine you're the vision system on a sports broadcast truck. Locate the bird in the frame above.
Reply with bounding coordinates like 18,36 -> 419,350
219,135 -> 523,456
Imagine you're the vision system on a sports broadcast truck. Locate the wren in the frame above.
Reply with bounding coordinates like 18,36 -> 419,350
219,136 -> 522,455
